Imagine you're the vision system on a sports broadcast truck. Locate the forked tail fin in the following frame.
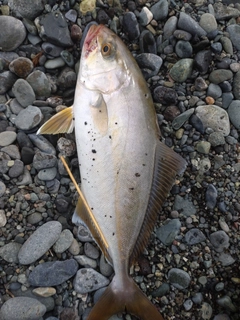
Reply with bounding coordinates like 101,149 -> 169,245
87,275 -> 164,320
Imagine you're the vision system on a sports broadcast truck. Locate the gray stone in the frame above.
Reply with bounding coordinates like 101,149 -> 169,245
208,132 -> 225,147
199,13 -> 217,33
195,105 -> 230,136
150,0 -> 168,21
214,252 -> 236,267
9,57 -> 34,78
196,141 -> 211,154
16,167 -> 33,185
27,212 -> 43,225
169,58 -> 193,82
0,181 -> 6,197
57,137 -> 76,157
175,40 -> 192,58
41,42 -> 63,57
60,50 -> 75,67
172,109 -> 194,130
138,7 -> 153,26
0,16 -> 26,51
74,255 -> 97,269
44,57 -> 65,69
29,134 -> 56,155
226,25 -> 240,51
1,145 -> 20,160
122,12 -> 140,41
178,12 -> 206,37
26,70 -> 51,98
173,195 -> 196,216
84,242 -> 100,259
207,83 -> 222,99
184,228 -> 206,245
0,297 -> 46,320
53,229 -> 74,253
0,131 -> 17,147
209,69 -> 233,84
209,230 -> 229,253
15,106 -> 43,130
163,16 -> 178,40
216,296 -> 237,312
74,268 -> 110,294
10,98 -> 24,115
214,2 -> 240,20
233,70 -> 240,100
0,209 -> 7,227
8,159 -> 24,178
136,53 -> 162,80
213,315 -> 230,320
12,79 -> 36,107
201,302 -> 213,320
35,12 -> 73,47
33,151 -> 57,170
99,254 -> 114,277
168,268 -> 191,289
0,242 -> 22,263
156,219 -> 181,246
220,36 -> 233,55
228,100 -> 240,130
28,259 -> 78,286
18,221 -> 62,264
38,167 -> 57,181
0,71 -> 18,95
8,0 -> 44,20
57,67 -> 76,88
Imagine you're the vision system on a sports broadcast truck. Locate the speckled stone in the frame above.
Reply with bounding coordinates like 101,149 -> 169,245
168,268 -> 191,289
0,16 -> 26,51
169,58 -> 193,82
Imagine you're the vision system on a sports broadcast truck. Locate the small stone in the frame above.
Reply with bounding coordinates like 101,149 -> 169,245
0,209 -> 7,227
173,195 -> 196,216
196,141 -> 211,154
163,106 -> 180,121
57,137 -> 76,157
163,16 -> 178,39
214,2 -> 240,20
220,36 -> 233,55
173,29 -> 192,41
228,100 -> 240,130
209,230 -> 229,253
194,50 -> 212,74
44,57 -> 65,69
8,0 -> 45,20
156,219 -> 181,246
18,221 -> 62,265
99,254 -> 114,277
122,12 -> 140,40
139,30 -> 157,54
26,70 -> 51,98
184,299 -> 193,311
12,79 -> 36,107
215,252 -> 236,267
29,134 -> 56,155
136,53 -> 162,79
65,9 -> 77,23
150,0 -> 168,21
27,212 -> 43,225
1,145 -> 20,160
216,296 -> 236,312
209,69 -> 233,85
233,70 -> 240,100
53,229 -> 74,253
199,13 -> 217,33
205,96 -> 215,105
0,71 -> 18,95
8,159 -> 24,178
184,228 -> 206,245
0,131 -> 17,147
15,106 -> 43,130
33,151 -> 57,170
57,67 -> 76,87
201,302 -> 213,320
169,58 -> 193,82
138,7 -> 153,26
151,283 -> 170,298
205,184 -> 218,209
0,297 -> 46,320
38,167 -> 57,181
74,255 -> 97,269
0,242 -> 22,263
192,292 -> 203,304
28,259 -> 78,286
178,12 -> 206,37
68,238 -> 80,256
74,268 -> 110,294
175,40 -> 193,58
32,287 -> 56,298
9,57 -> 34,78
208,132 -> 225,147
153,86 -> 177,105
172,109 -> 195,130
84,242 -> 100,259
207,83 -> 222,100
41,42 -> 63,57
168,268 -> 191,289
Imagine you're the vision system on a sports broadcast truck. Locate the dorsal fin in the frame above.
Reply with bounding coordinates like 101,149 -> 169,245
37,106 -> 74,135
130,141 -> 187,264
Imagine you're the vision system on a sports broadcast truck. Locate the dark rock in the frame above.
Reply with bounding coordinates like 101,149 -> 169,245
136,53 -> 162,79
178,12 -> 207,37
175,40 -> 193,58
194,50 -> 212,74
122,12 -> 140,41
139,30 -> 157,54
153,86 -> 178,105
184,228 -> 206,245
189,114 -> 204,134
0,71 -> 18,95
205,184 -> 218,210
0,16 -> 26,51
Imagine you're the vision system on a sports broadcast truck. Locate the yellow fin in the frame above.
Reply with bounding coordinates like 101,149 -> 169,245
37,106 -> 74,135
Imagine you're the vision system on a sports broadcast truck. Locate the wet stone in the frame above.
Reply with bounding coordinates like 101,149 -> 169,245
74,268 -> 110,294
184,228 -> 206,245
0,297 -> 46,320
168,268 -> 191,289
18,221 -> 62,265
12,79 -> 36,107
209,230 -> 229,253
53,229 -> 74,254
0,16 -> 26,51
156,219 -> 181,246
15,106 -> 43,130
35,12 -> 73,47
169,58 -> 193,82
28,259 -> 78,286
9,57 -> 34,78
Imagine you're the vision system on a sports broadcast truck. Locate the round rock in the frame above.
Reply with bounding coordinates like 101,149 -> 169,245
9,57 -> 34,78
15,105 -> 43,130
18,221 -> 62,265
228,100 -> 240,130
0,16 -> 26,51
156,219 -> 181,246
169,59 -> 193,82
26,70 -> 51,98
209,69 -> 233,84
12,79 -> 36,107
0,242 -> 22,263
199,13 -> 217,34
209,231 -> 229,253
0,297 -> 46,320
0,131 -> 17,147
53,229 -> 74,253
74,268 -> 110,294
168,268 -> 191,289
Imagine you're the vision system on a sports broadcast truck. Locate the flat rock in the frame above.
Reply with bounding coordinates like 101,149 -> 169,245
12,79 -> 36,107
173,195 -> 196,216
28,259 -> 78,286
172,109 -> 194,130
29,134 -> 56,155
228,100 -> 240,130
0,16 -> 26,51
209,69 -> 233,84
195,105 -> 230,136
1,144 -> 20,160
33,151 -> 57,170
53,229 -> 74,253
136,53 -> 162,79
184,228 -> 206,245
74,268 -> 110,294
168,268 -> 191,289
199,13 -> 217,34
38,167 -> 57,181
18,221 -> 62,265
0,297 -> 46,320
213,2 -> 240,20
156,219 -> 181,246
15,105 -> 43,130
150,0 -> 168,21
26,70 -> 51,98
0,242 -> 22,263
0,131 -> 17,147
209,230 -> 229,253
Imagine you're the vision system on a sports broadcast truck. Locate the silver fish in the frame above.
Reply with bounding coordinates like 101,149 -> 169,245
38,24 -> 186,320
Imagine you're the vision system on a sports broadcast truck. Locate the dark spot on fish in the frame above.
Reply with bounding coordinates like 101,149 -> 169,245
144,93 -> 149,98
129,187 -> 134,190
92,158 -> 95,161
104,215 -> 107,217
73,117 -> 75,120
135,173 -> 140,177
99,110 -> 102,113
115,122 -> 118,125
112,232 -> 115,236
145,153 -> 148,156
109,135 -> 112,139
84,121 -> 87,125
110,215 -> 112,218
142,164 -> 146,166
92,149 -> 96,153
91,208 -> 94,210
88,131 -> 90,134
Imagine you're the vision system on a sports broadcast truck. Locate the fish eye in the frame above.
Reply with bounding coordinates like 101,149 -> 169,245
101,43 -> 112,57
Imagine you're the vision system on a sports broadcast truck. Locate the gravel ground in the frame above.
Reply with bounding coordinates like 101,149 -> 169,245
0,0 -> 240,320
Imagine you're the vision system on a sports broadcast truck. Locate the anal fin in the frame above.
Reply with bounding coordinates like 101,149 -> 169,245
37,106 -> 74,135
130,141 -> 187,263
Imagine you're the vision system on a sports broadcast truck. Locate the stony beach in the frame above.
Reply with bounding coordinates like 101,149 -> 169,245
0,0 -> 240,319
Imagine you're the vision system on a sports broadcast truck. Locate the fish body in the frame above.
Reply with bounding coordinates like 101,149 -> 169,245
38,25 -> 186,320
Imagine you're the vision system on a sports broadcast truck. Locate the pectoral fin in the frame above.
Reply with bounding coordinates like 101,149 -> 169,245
130,141 -> 187,264
37,106 -> 74,135
73,195 -> 112,264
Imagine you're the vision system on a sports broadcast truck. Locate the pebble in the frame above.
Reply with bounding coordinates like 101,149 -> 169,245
74,254 -> 97,269
196,141 -> 211,154
184,228 -> 206,245
0,242 -> 22,263
233,70 -> 240,99
53,229 -> 74,253
201,302 -> 213,320
215,252 -> 236,267
74,268 -> 110,294
178,12 -> 206,37
175,41 -> 193,58
169,58 -> 193,82
44,57 -> 65,69
29,134 -> 56,155
0,297 -> 46,320
8,0 -> 45,20
207,83 -> 222,100
216,296 -> 236,313
68,238 -> 80,256
150,0 -> 168,21
99,254 -> 114,277
38,167 -> 57,181
172,109 -> 194,130
156,219 -> 181,246
26,70 -> 51,98
209,230 -> 229,253
122,12 -> 140,41
194,50 -> 212,74
209,70 -> 233,85
0,71 -> 18,94
0,16 -> 26,51
8,159 -> 24,178
84,242 -> 100,259
208,132 -> 225,147
12,79 -> 36,107
220,36 -> 233,56
199,13 -> 217,34
154,86 -> 177,105
28,259 -> 78,286
168,268 -> 191,289
27,212 -> 43,225
173,195 -> 196,216
57,137 -> 76,157
228,100 -> 240,130
138,7 -> 153,27
0,131 -> 17,147
9,57 -> 34,78
139,30 -> 157,54
136,53 -> 162,79
32,287 -> 56,298
205,184 -> 218,209
0,209 -> 7,227
163,16 -> 177,39
18,221 -> 62,264
33,151 -> 57,170
195,105 -> 230,136
15,105 -> 43,130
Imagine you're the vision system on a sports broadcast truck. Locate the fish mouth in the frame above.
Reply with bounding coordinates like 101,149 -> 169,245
83,24 -> 103,58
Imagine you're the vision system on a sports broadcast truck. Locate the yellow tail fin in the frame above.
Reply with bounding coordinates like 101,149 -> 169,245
87,275 -> 164,320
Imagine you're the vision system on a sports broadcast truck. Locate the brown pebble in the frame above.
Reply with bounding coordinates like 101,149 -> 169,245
205,96 -> 215,105
70,24 -> 82,42
138,255 -> 151,276
164,105 -> 180,121
9,57 -> 34,78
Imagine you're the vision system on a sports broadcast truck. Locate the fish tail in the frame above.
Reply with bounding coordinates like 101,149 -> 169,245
87,275 -> 164,320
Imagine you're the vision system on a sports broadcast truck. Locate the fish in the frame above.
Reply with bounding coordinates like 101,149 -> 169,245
37,24 -> 186,320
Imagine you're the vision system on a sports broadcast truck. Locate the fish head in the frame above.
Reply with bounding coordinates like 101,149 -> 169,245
79,24 -> 131,94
